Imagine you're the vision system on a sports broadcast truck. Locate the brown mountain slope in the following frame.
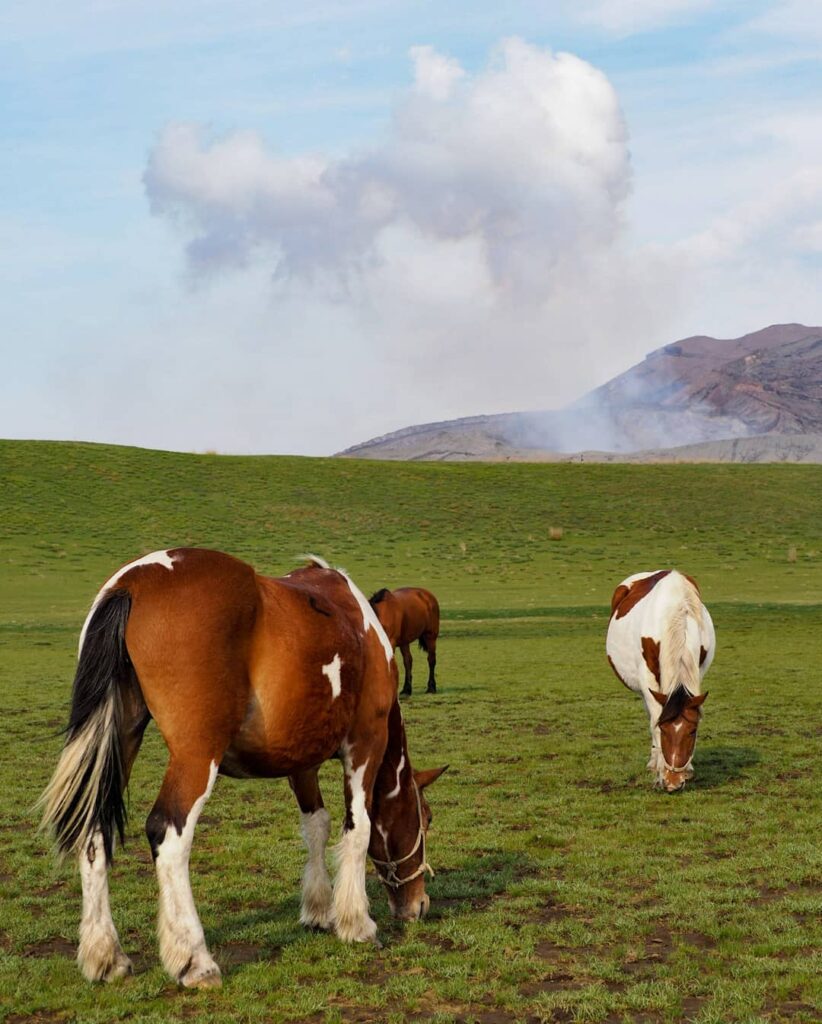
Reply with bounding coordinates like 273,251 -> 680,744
338,323 -> 822,461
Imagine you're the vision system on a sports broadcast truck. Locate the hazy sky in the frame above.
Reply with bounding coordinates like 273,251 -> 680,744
3,1 -> 822,454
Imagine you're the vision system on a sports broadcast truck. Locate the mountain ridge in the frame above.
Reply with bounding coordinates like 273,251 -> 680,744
338,323 -> 822,462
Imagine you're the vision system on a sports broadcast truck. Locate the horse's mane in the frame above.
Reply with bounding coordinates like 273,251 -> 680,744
300,553 -> 330,570
658,686 -> 691,726
369,587 -> 390,606
660,573 -> 703,697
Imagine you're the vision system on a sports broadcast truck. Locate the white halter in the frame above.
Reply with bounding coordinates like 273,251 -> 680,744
370,780 -> 434,889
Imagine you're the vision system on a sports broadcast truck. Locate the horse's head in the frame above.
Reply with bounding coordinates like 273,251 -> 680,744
369,702 -> 447,920
650,689 -> 708,792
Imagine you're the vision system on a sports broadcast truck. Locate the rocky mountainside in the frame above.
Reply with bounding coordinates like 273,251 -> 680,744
338,324 -> 822,462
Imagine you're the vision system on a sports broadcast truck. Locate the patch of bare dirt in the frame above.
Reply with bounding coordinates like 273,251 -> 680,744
679,930 -> 716,949
520,973 -> 584,995
22,937 -> 75,958
682,996 -> 706,1020
5,1013 -> 68,1024
216,941 -> 275,967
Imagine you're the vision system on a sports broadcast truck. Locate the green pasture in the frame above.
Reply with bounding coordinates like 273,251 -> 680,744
0,440 -> 819,1024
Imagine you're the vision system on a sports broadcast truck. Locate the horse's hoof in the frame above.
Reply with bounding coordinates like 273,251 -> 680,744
400,688 -> 412,697
104,952 -> 134,982
180,958 -> 222,989
426,686 -> 437,694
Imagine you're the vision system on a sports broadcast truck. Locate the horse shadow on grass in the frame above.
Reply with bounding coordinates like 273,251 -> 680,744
692,745 -> 761,789
203,849 -> 537,968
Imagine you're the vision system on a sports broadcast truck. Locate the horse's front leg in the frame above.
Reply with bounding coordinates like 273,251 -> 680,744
334,740 -> 380,943
641,690 -> 664,781
424,634 -> 437,693
289,769 -> 334,931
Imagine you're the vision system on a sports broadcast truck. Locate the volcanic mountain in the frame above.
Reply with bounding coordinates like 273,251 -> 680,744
338,324 -> 822,462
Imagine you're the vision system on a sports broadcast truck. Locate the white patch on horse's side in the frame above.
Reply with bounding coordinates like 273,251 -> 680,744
322,654 -> 343,699
155,760 -> 220,984
333,750 -> 377,943
77,829 -> 132,982
78,549 -> 176,655
387,754 -> 406,799
299,808 -> 334,929
340,572 -> 394,664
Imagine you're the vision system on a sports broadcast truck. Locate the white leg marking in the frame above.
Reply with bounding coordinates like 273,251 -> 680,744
334,754 -> 377,943
386,754 -> 406,800
322,654 -> 343,700
79,549 -> 176,654
155,761 -> 221,987
300,808 -> 334,929
77,829 -> 132,982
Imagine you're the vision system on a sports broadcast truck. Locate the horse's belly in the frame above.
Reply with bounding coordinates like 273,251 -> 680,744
220,683 -> 354,779
606,618 -> 648,693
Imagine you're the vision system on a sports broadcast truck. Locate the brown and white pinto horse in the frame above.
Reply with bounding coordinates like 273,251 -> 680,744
606,570 -> 716,792
369,587 -> 440,696
39,549 -> 446,988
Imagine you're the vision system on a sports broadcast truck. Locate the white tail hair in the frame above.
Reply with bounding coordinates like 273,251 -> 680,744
660,573 -> 703,696
37,697 -> 121,859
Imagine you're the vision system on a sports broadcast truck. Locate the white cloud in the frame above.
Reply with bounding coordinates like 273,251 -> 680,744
142,38 -> 675,437
146,38 -> 631,295
575,0 -> 722,34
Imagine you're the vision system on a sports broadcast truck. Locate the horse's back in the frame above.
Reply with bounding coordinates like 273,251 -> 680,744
393,587 -> 439,645
607,570 -> 713,693
107,548 -> 394,775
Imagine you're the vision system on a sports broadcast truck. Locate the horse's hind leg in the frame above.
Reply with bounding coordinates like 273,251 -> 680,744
423,633 -> 437,693
147,754 -> 222,988
400,645 -> 413,696
78,683 -> 149,982
289,769 -> 333,931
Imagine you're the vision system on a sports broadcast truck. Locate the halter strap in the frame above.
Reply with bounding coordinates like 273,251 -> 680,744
370,780 -> 434,889
661,757 -> 693,774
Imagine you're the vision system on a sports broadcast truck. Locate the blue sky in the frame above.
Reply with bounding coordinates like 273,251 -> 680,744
2,1 -> 821,453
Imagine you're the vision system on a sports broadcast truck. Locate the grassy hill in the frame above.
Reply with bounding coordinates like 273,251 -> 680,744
0,441 -> 819,1024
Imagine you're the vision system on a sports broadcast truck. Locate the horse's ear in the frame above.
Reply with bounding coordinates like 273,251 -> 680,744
687,692 -> 708,708
414,766 -> 448,790
649,689 -> 667,707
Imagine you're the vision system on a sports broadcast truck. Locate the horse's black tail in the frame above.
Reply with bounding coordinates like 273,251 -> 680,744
418,634 -> 429,652
38,589 -> 133,863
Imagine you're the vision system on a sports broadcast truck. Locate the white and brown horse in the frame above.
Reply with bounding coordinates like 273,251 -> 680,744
369,588 -> 440,696
606,570 -> 715,792
39,549 -> 446,987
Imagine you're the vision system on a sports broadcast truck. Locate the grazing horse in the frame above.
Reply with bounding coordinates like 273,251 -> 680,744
369,587 -> 440,696
38,549 -> 446,988
606,569 -> 715,792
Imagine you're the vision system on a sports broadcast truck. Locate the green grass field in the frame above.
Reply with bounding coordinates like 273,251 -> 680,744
0,440 -> 820,1024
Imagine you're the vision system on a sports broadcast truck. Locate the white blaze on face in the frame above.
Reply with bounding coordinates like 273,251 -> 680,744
322,654 -> 343,699
386,754 -> 406,800
341,572 -> 394,664
78,549 -> 176,655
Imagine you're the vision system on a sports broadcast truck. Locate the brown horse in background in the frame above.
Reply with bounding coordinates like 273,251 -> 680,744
39,549 -> 445,988
369,587 -> 440,696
